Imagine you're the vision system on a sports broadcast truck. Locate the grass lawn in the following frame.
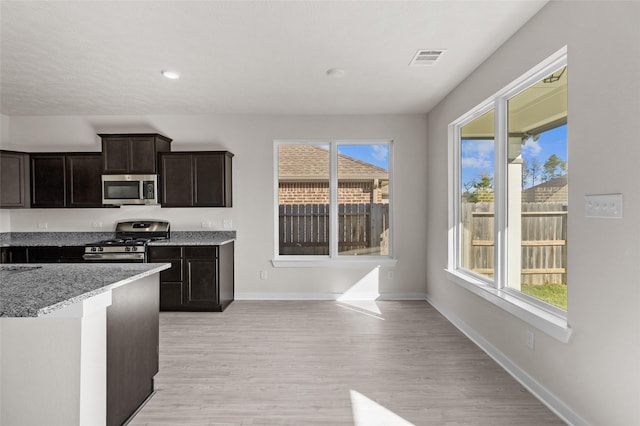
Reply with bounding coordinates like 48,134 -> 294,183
521,284 -> 567,310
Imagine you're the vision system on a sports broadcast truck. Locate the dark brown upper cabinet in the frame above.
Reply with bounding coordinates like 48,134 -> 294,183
160,151 -> 233,207
31,153 -> 103,208
100,133 -> 172,174
0,150 -> 30,208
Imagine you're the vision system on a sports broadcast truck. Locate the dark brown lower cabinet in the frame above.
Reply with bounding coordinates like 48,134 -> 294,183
147,242 -> 234,311
0,246 -> 84,263
0,247 -> 28,263
107,274 -> 159,426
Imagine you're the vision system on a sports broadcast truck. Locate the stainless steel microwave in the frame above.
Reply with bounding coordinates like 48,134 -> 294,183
101,174 -> 159,205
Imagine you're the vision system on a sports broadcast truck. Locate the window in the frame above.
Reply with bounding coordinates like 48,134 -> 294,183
274,140 -> 393,265
448,48 -> 569,340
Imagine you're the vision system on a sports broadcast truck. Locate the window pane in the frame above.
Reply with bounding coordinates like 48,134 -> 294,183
278,144 -> 330,255
337,144 -> 390,256
460,109 -> 495,280
506,65 -> 568,310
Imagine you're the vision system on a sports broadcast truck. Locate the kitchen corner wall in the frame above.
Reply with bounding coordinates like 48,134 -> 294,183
0,113 -> 428,298
426,2 -> 640,425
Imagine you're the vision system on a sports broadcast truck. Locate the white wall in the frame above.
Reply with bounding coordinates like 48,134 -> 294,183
1,114 -> 428,298
426,2 -> 640,425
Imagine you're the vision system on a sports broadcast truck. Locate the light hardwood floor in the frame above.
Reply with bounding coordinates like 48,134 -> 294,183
129,301 -> 564,425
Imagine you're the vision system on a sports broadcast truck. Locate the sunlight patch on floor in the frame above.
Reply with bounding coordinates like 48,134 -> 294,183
336,267 -> 383,318
350,390 -> 415,426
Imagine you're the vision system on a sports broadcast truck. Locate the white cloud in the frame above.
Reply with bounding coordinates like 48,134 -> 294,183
461,140 -> 494,170
522,137 -> 542,156
370,145 -> 388,162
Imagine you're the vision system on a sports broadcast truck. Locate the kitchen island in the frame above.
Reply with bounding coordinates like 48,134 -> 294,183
0,262 -> 170,426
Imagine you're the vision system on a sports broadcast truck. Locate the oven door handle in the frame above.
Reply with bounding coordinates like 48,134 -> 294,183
83,253 -> 145,261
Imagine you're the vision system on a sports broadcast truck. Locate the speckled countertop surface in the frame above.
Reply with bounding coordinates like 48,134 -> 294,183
0,231 -> 236,247
148,231 -> 236,246
0,263 -> 170,318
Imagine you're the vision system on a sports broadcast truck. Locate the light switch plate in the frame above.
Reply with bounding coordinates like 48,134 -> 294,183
584,194 -> 623,218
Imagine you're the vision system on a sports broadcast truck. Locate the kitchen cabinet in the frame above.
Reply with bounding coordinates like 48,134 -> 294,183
100,133 -> 172,174
148,242 -> 234,311
0,247 -> 28,263
0,246 -> 84,263
66,154 -> 103,207
146,246 -> 184,309
0,150 -> 30,208
160,151 -> 233,207
30,153 -> 103,208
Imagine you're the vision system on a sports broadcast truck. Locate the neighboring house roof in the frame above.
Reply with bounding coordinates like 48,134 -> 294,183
278,145 -> 388,181
527,175 -> 567,189
522,175 -> 568,203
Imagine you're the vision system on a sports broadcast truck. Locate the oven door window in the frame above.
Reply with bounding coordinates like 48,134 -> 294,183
104,181 -> 140,200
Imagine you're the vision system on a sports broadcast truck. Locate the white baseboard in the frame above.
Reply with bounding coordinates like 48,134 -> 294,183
425,295 -> 587,426
234,292 -> 428,301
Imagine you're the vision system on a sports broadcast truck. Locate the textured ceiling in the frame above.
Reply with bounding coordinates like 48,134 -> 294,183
1,1 -> 548,116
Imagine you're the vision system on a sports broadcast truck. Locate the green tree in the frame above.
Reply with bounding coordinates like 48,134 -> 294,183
543,154 -> 567,181
464,174 -> 493,203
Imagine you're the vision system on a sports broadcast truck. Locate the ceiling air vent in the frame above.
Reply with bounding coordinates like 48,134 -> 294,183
410,49 -> 445,66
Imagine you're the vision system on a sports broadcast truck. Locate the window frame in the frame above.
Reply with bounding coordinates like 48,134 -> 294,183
447,47 -> 571,342
273,139 -> 397,268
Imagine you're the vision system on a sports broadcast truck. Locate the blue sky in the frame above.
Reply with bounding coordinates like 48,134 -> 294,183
338,144 -> 389,170
461,124 -> 567,188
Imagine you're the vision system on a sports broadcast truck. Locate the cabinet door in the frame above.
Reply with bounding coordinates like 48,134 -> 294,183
31,155 -> 66,207
28,247 -> 61,263
66,154 -> 103,207
129,137 -> 157,174
160,154 -> 194,207
59,246 -> 85,263
184,246 -> 218,307
0,247 -> 28,263
193,154 -> 224,207
102,137 -> 130,173
0,151 -> 29,208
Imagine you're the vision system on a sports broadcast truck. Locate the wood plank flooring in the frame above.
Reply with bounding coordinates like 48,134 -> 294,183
129,301 -> 564,425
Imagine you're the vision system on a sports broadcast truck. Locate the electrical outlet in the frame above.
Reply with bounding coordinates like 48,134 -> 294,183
201,221 -> 212,228
387,271 -> 395,280
584,194 -> 623,218
222,219 -> 233,229
525,330 -> 535,350
37,222 -> 48,229
92,221 -> 103,228
260,270 -> 268,280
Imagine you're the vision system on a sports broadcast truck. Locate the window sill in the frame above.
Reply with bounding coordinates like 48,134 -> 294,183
272,257 -> 398,268
445,268 -> 572,343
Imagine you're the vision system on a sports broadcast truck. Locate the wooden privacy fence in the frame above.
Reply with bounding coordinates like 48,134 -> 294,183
279,203 -> 389,255
461,202 -> 567,285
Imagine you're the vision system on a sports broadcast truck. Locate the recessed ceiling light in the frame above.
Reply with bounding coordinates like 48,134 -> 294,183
161,70 -> 180,80
326,68 -> 346,78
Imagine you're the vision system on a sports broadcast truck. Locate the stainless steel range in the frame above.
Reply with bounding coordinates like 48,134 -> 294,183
83,220 -> 170,262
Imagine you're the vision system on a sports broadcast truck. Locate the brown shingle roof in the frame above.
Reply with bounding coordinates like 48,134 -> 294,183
278,145 -> 388,181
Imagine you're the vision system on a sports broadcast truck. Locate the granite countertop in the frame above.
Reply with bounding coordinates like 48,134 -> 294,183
0,231 -> 236,247
147,231 -> 236,246
0,263 -> 170,318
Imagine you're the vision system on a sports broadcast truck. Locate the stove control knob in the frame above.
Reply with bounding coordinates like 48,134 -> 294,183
99,247 -> 104,252
125,247 -> 131,252
91,247 -> 97,252
131,246 -> 137,252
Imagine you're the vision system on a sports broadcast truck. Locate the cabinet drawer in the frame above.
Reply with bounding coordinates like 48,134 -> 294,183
184,246 -> 217,258
148,246 -> 182,260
